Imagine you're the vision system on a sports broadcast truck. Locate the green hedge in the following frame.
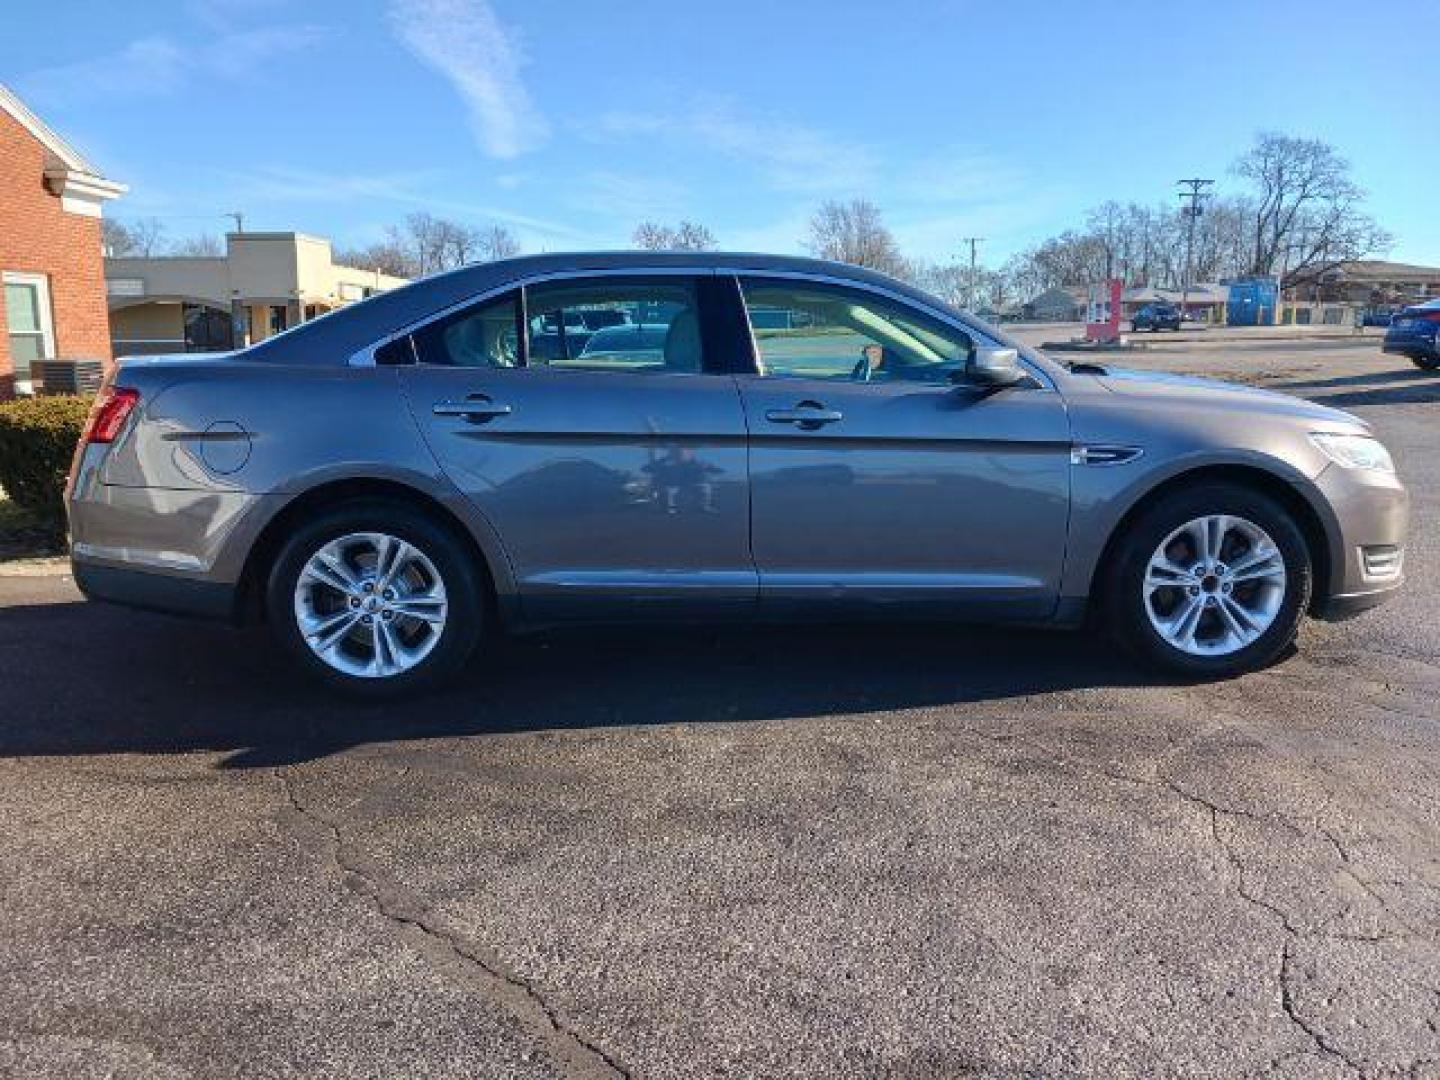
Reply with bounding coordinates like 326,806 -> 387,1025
0,394 -> 92,540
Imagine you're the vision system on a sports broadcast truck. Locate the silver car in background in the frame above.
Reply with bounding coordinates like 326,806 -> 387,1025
67,253 -> 1408,696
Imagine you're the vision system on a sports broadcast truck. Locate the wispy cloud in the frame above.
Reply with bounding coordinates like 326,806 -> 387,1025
220,166 -> 444,205
19,26 -> 325,106
186,0 -> 293,31
567,170 -> 690,225
599,99 -> 876,193
891,151 -> 1030,205
388,0 -> 548,160
214,164 -> 592,248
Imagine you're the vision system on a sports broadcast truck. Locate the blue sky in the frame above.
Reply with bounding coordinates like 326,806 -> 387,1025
9,0 -> 1439,267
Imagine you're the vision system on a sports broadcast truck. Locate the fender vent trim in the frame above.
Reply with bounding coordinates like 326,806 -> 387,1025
1070,444 -> 1144,467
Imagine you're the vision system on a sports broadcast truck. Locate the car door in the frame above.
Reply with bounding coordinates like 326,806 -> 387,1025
398,273 -> 755,622
731,274 -> 1072,619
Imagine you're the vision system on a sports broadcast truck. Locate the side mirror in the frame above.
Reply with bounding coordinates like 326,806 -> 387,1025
963,346 -> 1025,387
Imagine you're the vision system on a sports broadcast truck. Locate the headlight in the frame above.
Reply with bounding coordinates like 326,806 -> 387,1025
1310,432 -> 1395,472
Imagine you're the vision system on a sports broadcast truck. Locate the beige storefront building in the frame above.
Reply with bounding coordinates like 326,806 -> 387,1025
106,232 -> 407,356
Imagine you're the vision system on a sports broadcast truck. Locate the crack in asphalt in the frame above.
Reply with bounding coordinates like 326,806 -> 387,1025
957,721 -> 1429,1076
277,768 -> 630,1080
1278,939 -> 1366,1075
1163,778 -> 1370,1077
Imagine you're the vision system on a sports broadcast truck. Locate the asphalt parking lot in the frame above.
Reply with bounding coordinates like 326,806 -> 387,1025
3,336 -> 1439,1079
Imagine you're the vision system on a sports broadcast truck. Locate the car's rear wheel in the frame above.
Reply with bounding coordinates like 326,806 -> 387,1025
266,500 -> 485,696
1106,483 -> 1312,677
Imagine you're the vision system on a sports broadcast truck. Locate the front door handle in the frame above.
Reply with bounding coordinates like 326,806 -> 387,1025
765,401 -> 843,429
433,396 -> 512,422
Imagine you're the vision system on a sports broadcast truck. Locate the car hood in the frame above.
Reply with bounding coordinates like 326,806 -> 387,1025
1091,365 -> 1365,429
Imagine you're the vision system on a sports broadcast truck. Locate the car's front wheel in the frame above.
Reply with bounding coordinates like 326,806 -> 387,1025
1106,484 -> 1312,677
266,500 -> 486,696
1411,353 -> 1440,371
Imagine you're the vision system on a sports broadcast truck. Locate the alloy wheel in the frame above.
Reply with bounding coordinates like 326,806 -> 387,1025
292,532 -> 449,678
1142,514 -> 1287,657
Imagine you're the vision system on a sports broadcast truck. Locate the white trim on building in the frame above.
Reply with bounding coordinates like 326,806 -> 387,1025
0,81 -> 127,216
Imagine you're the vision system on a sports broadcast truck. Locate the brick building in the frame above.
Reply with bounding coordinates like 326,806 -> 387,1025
0,83 -> 125,397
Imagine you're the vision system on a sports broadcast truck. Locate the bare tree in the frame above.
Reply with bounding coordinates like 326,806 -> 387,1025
672,221 -> 717,251
476,224 -> 521,261
805,199 -> 907,278
632,221 -> 671,250
170,234 -> 224,256
334,239 -> 414,277
339,214 -> 523,278
631,220 -> 717,251
102,216 -> 166,257
1233,132 -> 1391,286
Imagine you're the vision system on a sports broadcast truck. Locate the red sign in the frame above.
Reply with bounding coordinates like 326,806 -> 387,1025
1085,279 -> 1124,343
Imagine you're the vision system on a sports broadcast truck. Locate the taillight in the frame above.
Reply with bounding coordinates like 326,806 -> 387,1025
82,386 -> 141,445
1418,310 -> 1440,324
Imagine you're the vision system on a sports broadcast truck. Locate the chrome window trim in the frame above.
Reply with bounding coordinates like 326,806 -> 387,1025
347,266 -> 714,368
715,267 -> 1056,391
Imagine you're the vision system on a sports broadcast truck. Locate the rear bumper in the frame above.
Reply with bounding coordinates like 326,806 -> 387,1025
1382,339 -> 1437,358
73,559 -> 241,622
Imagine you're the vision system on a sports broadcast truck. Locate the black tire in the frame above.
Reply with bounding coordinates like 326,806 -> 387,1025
1104,483 -> 1312,678
1412,353 -> 1440,371
265,499 -> 486,697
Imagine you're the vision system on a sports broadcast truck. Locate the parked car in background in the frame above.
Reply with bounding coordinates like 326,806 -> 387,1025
67,253 -> 1408,696
1131,303 -> 1182,332
1382,299 -> 1440,369
577,323 -> 673,368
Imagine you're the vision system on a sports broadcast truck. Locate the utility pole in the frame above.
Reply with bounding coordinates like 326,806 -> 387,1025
961,236 -> 984,311
1176,178 -> 1212,322
225,210 -> 245,235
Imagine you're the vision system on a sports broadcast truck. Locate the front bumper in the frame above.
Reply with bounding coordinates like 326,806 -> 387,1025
1312,585 -> 1402,621
1310,461 -> 1409,620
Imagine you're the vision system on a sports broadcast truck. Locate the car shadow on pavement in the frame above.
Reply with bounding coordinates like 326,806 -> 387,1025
0,598 -> 1153,767
1277,367 -> 1440,409
1283,367 -> 1438,391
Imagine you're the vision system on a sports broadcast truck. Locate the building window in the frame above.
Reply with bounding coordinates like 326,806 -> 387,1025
269,305 -> 287,335
3,272 -> 56,390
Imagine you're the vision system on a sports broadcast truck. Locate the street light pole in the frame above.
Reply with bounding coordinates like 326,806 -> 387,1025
1176,178 -> 1212,322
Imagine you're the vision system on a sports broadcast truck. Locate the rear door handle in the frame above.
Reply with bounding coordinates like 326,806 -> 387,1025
765,402 -> 843,429
433,396 -> 512,422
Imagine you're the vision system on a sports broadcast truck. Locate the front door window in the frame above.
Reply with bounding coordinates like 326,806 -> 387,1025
741,280 -> 974,384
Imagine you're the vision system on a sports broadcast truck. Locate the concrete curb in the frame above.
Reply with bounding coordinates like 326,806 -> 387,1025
0,556 -> 72,578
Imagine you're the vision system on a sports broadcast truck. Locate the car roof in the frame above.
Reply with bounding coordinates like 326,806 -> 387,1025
246,251 -> 957,366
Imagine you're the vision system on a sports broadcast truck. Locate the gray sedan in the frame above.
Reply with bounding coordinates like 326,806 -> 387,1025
66,253 -> 1408,695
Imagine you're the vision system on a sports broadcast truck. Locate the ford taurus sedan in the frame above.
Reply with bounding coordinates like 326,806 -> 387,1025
66,253 -> 1408,696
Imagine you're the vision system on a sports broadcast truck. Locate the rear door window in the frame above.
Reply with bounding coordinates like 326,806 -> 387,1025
523,277 -> 707,374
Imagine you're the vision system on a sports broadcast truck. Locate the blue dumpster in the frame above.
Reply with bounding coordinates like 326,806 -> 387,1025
1228,278 -> 1279,326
